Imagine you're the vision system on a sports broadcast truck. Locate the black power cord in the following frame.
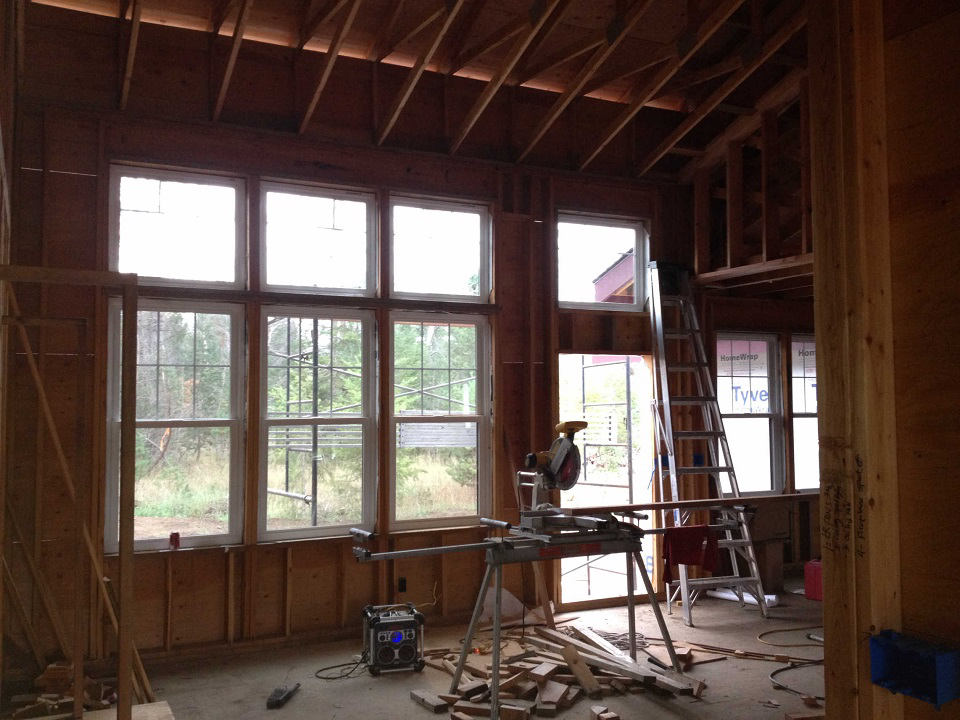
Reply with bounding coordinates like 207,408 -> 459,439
314,651 -> 369,680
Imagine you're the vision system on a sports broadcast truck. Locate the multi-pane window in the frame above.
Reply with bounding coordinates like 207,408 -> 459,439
716,335 -> 782,493
391,199 -> 491,300
391,314 -> 490,526
791,337 -> 819,490
261,183 -> 375,294
105,302 -> 243,551
261,311 -> 376,538
556,215 -> 647,309
110,167 -> 244,286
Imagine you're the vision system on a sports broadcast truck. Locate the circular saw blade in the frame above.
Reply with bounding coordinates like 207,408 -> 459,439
553,442 -> 581,491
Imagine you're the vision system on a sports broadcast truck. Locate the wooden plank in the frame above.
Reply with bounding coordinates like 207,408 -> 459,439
725,141 -> 744,268
579,0 -> 746,170
558,644 -> 601,697
563,492 -> 812,516
119,0 -> 141,110
636,7 -> 807,175
761,109 -> 781,261
450,0 -> 565,154
798,77 -> 811,254
693,253 -> 813,283
298,0 -> 363,134
212,0 -> 254,121
0,265 -> 135,286
377,0 -> 466,145
517,0 -> 657,163
693,169 -> 711,275
1,557 -> 45,668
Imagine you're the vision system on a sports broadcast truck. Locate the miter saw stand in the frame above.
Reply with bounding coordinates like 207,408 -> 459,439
352,421 -> 686,719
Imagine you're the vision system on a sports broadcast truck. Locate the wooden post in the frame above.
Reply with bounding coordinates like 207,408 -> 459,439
693,169 -> 711,275
725,142 -> 744,268
761,110 -> 781,261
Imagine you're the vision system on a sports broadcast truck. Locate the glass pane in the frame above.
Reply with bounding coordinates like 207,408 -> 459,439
137,310 -> 233,420
395,422 -> 477,520
134,426 -> 231,540
793,417 -> 820,490
792,340 -> 818,412
118,175 -> 236,283
266,423 -> 363,530
557,353 -> 655,602
557,221 -> 637,304
724,417 -> 772,492
394,321 -> 477,415
266,315 -> 364,418
264,190 -> 369,290
717,337 -> 772,414
392,204 -> 482,297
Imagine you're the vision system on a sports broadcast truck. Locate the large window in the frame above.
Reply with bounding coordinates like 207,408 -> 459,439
261,310 -> 376,539
791,337 -> 819,490
391,314 -> 491,527
716,335 -> 782,493
106,301 -> 244,551
556,214 -> 647,310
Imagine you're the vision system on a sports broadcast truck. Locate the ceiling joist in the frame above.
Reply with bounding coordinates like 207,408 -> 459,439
579,0 -> 747,170
450,0 -> 565,155
299,0 -> 350,50
212,0 -> 254,121
299,0 -> 363,134
119,0 -> 142,110
637,7 -> 807,176
377,0 -> 467,145
517,0 -> 657,162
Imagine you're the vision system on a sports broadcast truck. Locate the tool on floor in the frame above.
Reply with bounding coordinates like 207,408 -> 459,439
351,422 -> 692,720
648,261 -> 769,626
361,603 -> 425,675
266,682 -> 300,709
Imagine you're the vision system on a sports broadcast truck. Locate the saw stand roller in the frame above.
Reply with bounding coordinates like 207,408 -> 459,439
352,422 -> 688,720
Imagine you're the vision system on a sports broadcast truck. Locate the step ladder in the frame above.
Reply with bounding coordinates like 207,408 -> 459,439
647,262 -> 768,627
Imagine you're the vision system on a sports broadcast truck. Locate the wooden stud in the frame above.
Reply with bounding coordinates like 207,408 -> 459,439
284,546 -> 293,636
164,555 -> 174,650
693,169 -> 711,275
226,550 -> 236,642
212,0 -> 254,122
636,8 -> 807,175
725,142 -> 744,268
579,0 -> 746,170
761,110 -> 781,261
2,557 -> 45,669
119,0 -> 142,110
517,0 -> 657,163
798,77 -> 811,254
298,0 -> 363,134
450,0 -> 565,155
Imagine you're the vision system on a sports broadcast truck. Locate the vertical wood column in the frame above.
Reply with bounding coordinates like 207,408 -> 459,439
693,169 -> 711,275
808,1 -> 902,718
725,142 -> 744,267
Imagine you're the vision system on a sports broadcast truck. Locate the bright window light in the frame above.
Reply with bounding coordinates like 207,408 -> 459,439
557,219 -> 641,306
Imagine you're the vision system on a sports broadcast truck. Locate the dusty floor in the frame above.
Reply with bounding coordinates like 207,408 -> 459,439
148,591 -> 824,720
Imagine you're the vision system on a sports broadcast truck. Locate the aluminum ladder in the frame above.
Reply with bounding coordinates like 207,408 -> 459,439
648,262 -> 768,627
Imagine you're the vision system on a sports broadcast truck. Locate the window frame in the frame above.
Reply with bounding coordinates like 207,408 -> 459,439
258,306 -> 378,541
108,164 -> 246,290
389,195 -> 492,303
259,180 -> 378,297
715,332 -> 785,495
104,297 -> 246,553
555,211 -> 649,312
389,310 -> 492,530
790,334 -> 819,492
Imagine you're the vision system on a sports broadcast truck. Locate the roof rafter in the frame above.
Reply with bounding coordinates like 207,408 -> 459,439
579,0 -> 747,170
367,0 -> 405,61
119,0 -> 142,110
213,0 -> 254,121
450,0 -> 565,155
434,0 -> 486,72
451,15 -> 526,74
637,7 -> 806,175
518,36 -> 602,86
509,0 -> 575,82
376,5 -> 445,62
377,0 -> 467,145
517,0 -> 657,163
581,47 -> 675,96
210,0 -> 237,34
298,0 -> 349,51
298,0 -> 363,134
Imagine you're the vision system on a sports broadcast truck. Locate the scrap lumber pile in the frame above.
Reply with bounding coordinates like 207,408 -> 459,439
2,662 -> 114,718
412,623 -> 705,718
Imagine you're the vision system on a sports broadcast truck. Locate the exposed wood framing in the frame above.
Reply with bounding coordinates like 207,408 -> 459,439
693,168 -> 710,275
518,36 -> 602,85
2,557 -> 45,669
378,6 -> 445,62
798,76 -> 811,253
679,67 -> 804,182
451,15 -> 526,74
118,0 -> 142,110
509,0 -> 575,82
517,0 -> 657,162
450,0 -> 564,154
725,142 -> 744,267
761,109 -> 780,260
693,252 -> 813,285
298,0 -> 363,134
210,0 -> 237,34
582,47 -> 676,96
212,0 -> 254,122
579,0 -> 746,170
298,0 -> 350,50
434,0 -> 485,72
377,0 -> 466,145
366,0 -> 404,60
636,7 -> 807,176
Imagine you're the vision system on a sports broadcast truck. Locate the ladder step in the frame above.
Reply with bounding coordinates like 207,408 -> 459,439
679,575 -> 762,591
718,539 -> 753,548
670,396 -> 716,404
667,363 -> 709,372
664,329 -> 695,339
676,465 -> 733,474
673,430 -> 723,439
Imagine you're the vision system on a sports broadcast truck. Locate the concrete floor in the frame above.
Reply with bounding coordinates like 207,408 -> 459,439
149,592 -> 824,720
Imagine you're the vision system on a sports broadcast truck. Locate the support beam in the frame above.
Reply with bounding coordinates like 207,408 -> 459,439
377,6 -> 444,62
518,37 -> 602,86
693,169 -> 711,275
509,0 -> 575,82
298,0 -> 349,51
679,67 -> 804,182
119,0 -> 141,110
761,109 -> 781,260
367,0 -> 405,61
378,0 -> 466,145
434,0 -> 485,72
517,0 -> 657,163
299,0 -> 363,134
212,0 -> 254,122
450,0 -> 564,155
636,7 -> 807,176
579,0 -> 746,170
451,16 -> 526,74
725,142 -> 744,268
210,0 -> 237,34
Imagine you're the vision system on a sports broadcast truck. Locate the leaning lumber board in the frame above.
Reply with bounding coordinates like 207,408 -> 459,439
569,623 -> 631,660
537,679 -> 568,704
409,689 -> 447,713
558,644 -> 602,697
